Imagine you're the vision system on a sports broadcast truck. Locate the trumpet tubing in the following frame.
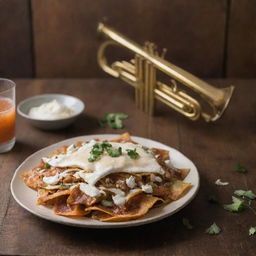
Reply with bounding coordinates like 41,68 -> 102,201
97,23 -> 235,122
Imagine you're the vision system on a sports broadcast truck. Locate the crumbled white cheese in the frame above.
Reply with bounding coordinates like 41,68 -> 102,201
154,176 -> 162,183
165,160 -> 170,165
215,179 -> 229,186
79,183 -> 102,198
43,173 -> 59,185
126,176 -> 136,189
112,194 -> 126,206
141,184 -> 153,193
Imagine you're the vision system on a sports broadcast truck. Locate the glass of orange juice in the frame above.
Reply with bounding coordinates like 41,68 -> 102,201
0,79 -> 16,153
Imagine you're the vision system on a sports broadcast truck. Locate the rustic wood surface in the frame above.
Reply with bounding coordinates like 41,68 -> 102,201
0,78 -> 255,256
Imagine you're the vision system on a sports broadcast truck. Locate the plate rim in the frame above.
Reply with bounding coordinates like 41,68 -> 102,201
10,134 -> 200,228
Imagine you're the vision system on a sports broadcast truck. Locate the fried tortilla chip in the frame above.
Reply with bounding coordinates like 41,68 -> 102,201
67,187 -> 99,206
91,194 -> 161,222
153,180 -> 191,202
37,190 -> 71,205
110,132 -> 135,143
53,197 -> 86,216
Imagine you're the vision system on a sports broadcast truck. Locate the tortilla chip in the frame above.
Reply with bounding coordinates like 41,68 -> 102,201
110,132 -> 135,143
37,190 -> 71,205
152,148 -> 170,161
94,194 -> 161,222
53,198 -> 86,216
20,169 -> 44,189
67,187 -> 98,206
178,168 -> 190,180
153,180 -> 191,201
169,180 -> 191,200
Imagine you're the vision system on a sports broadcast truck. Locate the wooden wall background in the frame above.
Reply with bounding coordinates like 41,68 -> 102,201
0,0 -> 255,78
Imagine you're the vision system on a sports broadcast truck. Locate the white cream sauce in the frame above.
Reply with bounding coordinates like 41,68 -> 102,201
43,141 -> 164,186
28,99 -> 75,120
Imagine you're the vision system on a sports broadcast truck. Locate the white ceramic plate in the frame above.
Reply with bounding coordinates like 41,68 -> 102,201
11,134 -> 200,228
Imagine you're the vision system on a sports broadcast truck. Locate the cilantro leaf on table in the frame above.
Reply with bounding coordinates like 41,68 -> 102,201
205,223 -> 221,235
249,227 -> 256,236
99,113 -> 128,129
234,190 -> 256,200
182,217 -> 193,230
235,163 -> 247,173
223,196 -> 244,212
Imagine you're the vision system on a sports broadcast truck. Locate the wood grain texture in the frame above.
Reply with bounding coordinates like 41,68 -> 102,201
0,78 -> 255,256
227,0 -> 256,77
0,0 -> 33,78
31,0 -> 227,78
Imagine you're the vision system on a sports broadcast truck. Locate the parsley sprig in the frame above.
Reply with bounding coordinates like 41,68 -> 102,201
205,223 -> 221,235
99,113 -> 128,129
223,196 -> 245,212
234,190 -> 256,200
235,163 -> 247,173
249,226 -> 256,236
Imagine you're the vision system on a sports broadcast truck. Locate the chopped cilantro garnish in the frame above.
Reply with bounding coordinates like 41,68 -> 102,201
223,196 -> 244,212
205,223 -> 221,235
88,143 -> 104,162
249,226 -> 256,236
126,148 -> 139,159
88,142 -> 123,162
106,147 -> 122,157
235,163 -> 247,173
102,141 -> 112,149
234,190 -> 256,200
99,113 -> 128,129
88,154 -> 101,162
182,217 -> 193,230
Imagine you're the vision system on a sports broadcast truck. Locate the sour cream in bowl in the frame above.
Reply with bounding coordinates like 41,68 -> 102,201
17,94 -> 84,130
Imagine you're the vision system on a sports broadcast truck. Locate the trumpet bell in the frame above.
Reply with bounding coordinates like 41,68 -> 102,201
97,23 -> 235,122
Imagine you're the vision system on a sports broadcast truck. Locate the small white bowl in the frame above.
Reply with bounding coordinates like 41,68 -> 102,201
17,94 -> 85,130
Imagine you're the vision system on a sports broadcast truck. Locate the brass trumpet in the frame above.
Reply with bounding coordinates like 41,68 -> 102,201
97,23 -> 235,122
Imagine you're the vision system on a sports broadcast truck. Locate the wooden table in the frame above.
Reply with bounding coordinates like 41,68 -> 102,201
0,78 -> 255,256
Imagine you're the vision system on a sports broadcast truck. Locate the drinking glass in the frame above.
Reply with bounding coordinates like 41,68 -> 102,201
0,79 -> 16,153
